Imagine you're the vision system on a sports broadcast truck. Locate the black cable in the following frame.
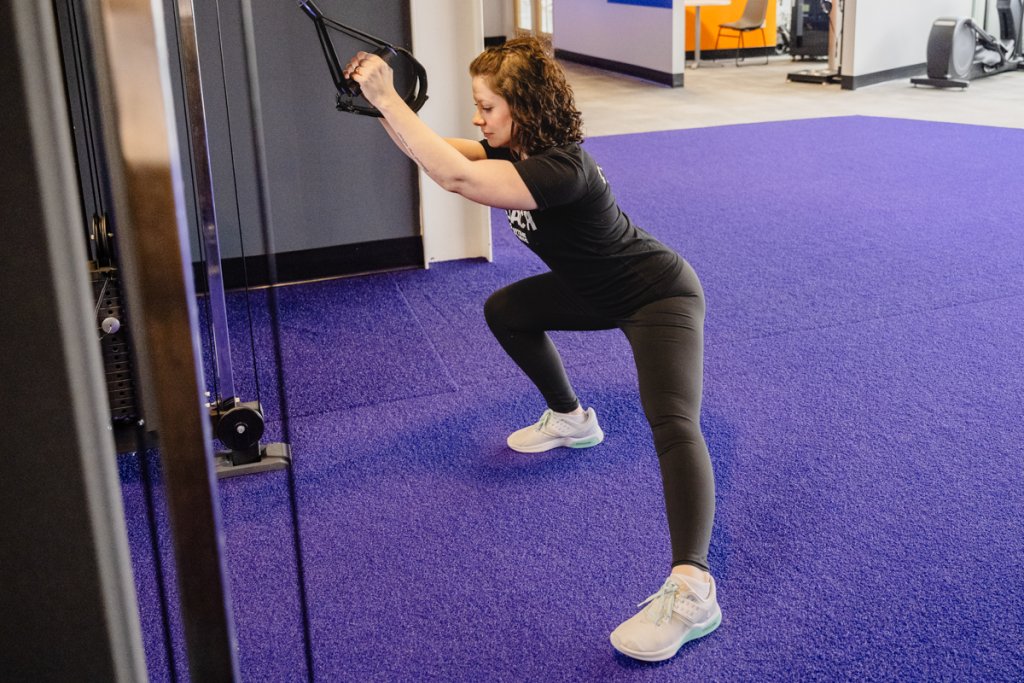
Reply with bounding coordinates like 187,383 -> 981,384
240,2 -> 315,678
136,434 -> 180,683
318,11 -> 389,45
213,0 -> 262,409
196,250 -> 221,415
94,275 -> 109,319
66,1 -> 103,214
63,0 -> 107,264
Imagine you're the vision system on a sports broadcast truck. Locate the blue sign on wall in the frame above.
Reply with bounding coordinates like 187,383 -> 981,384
608,0 -> 673,7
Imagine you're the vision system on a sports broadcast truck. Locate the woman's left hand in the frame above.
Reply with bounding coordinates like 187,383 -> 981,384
343,51 -> 397,108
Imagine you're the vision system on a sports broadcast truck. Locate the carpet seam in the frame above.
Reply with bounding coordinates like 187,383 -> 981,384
392,279 -> 462,392
728,290 -> 1024,345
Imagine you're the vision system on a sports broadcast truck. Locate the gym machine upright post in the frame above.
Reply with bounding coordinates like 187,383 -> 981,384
176,0 -> 290,477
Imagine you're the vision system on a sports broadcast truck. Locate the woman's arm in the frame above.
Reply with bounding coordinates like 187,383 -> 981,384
379,119 -> 485,162
443,137 -> 487,161
349,52 -> 536,210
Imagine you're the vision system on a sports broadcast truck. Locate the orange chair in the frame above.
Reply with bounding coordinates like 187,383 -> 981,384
714,0 -> 771,66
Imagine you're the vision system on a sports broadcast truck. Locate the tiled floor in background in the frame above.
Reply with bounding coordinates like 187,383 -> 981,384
563,55 -> 1024,136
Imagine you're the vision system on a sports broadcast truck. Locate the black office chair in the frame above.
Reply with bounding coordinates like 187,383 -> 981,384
714,0 -> 771,66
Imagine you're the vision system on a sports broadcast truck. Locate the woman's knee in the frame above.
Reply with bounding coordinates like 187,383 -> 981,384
483,288 -> 511,330
649,415 -> 706,458
486,286 -> 533,334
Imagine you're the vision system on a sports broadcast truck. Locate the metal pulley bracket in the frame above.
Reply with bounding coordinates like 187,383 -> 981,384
209,399 -> 290,476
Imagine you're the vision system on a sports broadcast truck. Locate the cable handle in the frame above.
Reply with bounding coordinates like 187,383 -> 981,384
337,45 -> 428,118
341,46 -> 396,98
298,0 -> 428,117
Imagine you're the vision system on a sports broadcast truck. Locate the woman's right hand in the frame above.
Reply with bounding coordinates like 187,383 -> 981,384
342,51 -> 397,109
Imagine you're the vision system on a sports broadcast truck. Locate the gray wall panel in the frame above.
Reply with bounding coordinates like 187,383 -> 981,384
186,0 -> 419,260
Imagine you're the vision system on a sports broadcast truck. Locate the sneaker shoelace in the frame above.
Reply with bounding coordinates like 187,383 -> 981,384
638,579 -> 700,626
536,409 -> 576,436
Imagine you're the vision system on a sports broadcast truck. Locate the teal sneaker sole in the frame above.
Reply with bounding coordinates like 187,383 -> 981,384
610,607 -> 722,662
682,609 -> 722,646
569,435 -> 604,449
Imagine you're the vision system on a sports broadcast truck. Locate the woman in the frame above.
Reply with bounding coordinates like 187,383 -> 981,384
344,37 -> 720,662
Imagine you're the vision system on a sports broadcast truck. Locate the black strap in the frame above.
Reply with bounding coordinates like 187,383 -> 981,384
298,0 -> 428,117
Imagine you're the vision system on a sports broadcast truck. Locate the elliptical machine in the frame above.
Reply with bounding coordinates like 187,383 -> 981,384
912,0 -> 1024,88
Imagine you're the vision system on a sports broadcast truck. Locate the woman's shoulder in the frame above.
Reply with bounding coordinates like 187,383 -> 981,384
536,141 -> 585,157
530,142 -> 592,171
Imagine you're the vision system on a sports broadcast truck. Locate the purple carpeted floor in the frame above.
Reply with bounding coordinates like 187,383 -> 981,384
121,116 -> 1024,681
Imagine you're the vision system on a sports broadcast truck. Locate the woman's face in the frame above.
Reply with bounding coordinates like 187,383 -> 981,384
472,76 -> 513,148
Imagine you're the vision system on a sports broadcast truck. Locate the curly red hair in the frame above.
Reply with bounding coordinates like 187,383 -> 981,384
469,37 -> 584,156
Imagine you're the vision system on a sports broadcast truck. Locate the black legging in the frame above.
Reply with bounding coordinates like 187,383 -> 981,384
483,264 -> 714,571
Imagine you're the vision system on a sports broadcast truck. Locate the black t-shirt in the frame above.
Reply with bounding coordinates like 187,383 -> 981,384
484,140 -> 687,317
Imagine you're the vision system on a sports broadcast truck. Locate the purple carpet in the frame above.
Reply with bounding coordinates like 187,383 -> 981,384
122,116 -> 1024,681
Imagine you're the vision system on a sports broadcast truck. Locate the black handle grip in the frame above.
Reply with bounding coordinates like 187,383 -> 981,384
300,4 -> 428,117
342,46 -> 397,98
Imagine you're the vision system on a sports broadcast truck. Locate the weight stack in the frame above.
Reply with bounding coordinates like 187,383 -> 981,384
91,266 -> 137,423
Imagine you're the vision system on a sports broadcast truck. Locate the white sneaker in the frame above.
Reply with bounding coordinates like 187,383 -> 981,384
505,408 -> 604,453
610,574 -> 722,662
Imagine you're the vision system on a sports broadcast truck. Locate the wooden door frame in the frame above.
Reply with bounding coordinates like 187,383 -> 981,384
512,0 -> 552,47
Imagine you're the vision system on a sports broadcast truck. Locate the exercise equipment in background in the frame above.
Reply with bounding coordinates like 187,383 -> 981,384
788,0 -> 829,60
911,0 -> 1024,88
787,0 -> 843,84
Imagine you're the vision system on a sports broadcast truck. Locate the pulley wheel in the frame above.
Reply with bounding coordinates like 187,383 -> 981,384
215,404 -> 265,451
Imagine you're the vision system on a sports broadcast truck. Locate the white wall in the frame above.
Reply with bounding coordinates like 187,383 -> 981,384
411,0 -> 492,265
843,0 -> 971,77
482,0 -> 513,38
553,0 -> 685,76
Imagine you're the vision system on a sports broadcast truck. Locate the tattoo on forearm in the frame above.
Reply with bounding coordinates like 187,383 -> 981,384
394,130 -> 423,167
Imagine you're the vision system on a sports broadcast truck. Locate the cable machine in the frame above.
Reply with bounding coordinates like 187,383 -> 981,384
195,0 -> 428,474
188,0 -> 430,473
787,0 -> 844,84
51,0 -> 430,676
175,0 -> 293,477
53,0 -> 141,429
